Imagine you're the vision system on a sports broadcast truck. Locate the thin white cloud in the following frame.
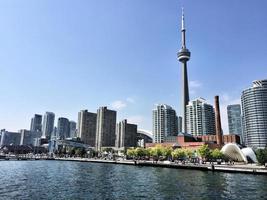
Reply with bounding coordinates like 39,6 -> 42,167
111,100 -> 127,110
189,80 -> 202,89
189,80 -> 202,96
126,97 -> 135,104
127,115 -> 145,124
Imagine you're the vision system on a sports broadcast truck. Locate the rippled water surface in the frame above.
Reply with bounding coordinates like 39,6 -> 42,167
0,161 -> 266,199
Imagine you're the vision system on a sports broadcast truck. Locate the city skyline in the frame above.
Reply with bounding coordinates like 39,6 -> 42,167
0,1 -> 267,133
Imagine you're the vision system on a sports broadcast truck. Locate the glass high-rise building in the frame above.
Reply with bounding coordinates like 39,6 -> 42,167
42,112 -> 55,139
186,98 -> 215,136
69,121 -> 77,138
241,79 -> 267,149
30,114 -> 42,132
152,104 -> 178,143
57,117 -> 70,139
227,104 -> 242,138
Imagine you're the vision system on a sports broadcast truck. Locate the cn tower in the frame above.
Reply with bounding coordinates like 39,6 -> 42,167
177,8 -> 191,133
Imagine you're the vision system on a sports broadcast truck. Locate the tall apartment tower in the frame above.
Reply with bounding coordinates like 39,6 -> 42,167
116,119 -> 137,148
69,121 -> 77,138
177,116 -> 183,133
227,104 -> 242,137
42,112 -> 55,139
177,8 -> 191,133
152,104 -> 178,143
30,114 -> 42,132
95,107 -> 117,151
57,117 -> 70,139
77,110 -> 97,146
241,80 -> 267,149
186,98 -> 215,136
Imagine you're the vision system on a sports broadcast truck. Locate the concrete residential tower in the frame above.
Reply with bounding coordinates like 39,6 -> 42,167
153,104 -> 178,143
186,98 -> 215,136
77,110 -> 97,146
116,119 -> 137,148
177,8 -> 191,132
95,107 -> 117,151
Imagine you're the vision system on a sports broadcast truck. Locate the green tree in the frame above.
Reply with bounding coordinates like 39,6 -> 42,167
256,148 -> 267,165
184,149 -> 193,159
211,149 -> 224,160
80,148 -> 87,157
197,145 -> 211,160
126,148 -> 135,158
75,148 -> 82,157
172,148 -> 186,160
135,147 -> 145,159
162,147 -> 172,159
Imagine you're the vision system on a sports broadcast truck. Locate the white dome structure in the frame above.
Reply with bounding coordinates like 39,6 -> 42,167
221,143 -> 248,162
241,147 -> 257,163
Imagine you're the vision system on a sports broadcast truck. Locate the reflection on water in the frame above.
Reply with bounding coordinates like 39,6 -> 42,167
0,161 -> 266,199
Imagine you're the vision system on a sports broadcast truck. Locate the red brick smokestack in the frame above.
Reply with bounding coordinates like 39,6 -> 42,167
215,96 -> 223,146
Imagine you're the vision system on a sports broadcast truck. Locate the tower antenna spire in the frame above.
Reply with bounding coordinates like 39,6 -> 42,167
177,6 -> 191,133
181,7 -> 186,48
181,7 -> 185,31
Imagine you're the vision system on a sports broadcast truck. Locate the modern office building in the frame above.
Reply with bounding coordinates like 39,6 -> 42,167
20,129 -> 33,145
77,110 -> 97,146
177,116 -> 182,133
30,114 -> 42,132
95,107 -> 117,151
42,112 -> 55,139
69,121 -> 77,138
116,119 -> 137,148
152,104 -> 178,143
186,98 -> 215,136
0,129 -> 21,146
227,104 -> 242,137
57,117 -> 70,139
241,79 -> 267,149
177,9 -> 191,132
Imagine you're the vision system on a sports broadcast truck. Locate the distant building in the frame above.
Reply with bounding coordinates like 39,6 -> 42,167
95,107 -> 117,151
69,121 -> 77,138
116,119 -> 137,148
227,104 -> 242,138
42,112 -> 55,139
242,79 -> 267,149
186,98 -> 215,136
77,110 -> 97,146
30,114 -> 42,132
57,117 -> 70,139
0,130 -> 21,146
20,129 -> 33,145
152,104 -> 178,143
136,130 -> 153,147
177,116 -> 182,133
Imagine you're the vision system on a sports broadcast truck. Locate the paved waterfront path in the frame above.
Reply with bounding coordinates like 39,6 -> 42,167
55,157 -> 267,175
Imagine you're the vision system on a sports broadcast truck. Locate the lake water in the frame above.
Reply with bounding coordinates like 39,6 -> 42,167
0,160 -> 266,199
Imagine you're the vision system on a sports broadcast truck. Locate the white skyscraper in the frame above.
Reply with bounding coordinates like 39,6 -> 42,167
152,104 -> 178,143
242,80 -> 267,148
186,98 -> 215,136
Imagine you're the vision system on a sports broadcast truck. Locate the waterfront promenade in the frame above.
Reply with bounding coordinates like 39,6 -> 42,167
2,155 -> 267,175
55,157 -> 267,175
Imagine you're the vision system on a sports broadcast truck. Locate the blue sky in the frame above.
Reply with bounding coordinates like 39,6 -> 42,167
0,0 -> 266,133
